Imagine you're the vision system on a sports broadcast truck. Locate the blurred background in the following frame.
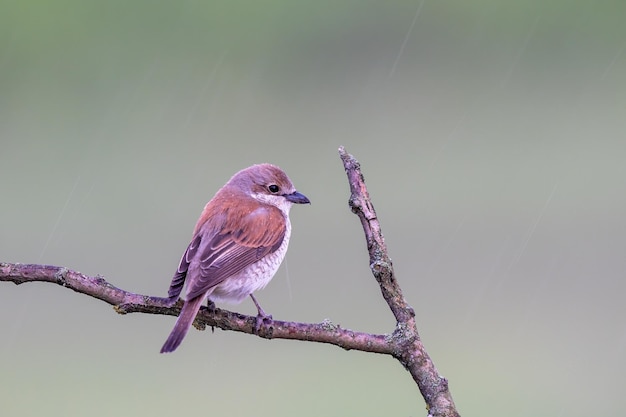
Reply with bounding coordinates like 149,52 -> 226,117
1,1 -> 625,416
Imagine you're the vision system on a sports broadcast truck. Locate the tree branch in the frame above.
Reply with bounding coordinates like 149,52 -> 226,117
0,262 -> 392,353
0,147 -> 460,417
339,146 -> 459,417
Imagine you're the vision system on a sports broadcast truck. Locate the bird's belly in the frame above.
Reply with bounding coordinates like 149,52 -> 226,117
209,232 -> 290,304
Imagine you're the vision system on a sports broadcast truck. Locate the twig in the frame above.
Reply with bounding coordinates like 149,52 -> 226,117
339,146 -> 459,417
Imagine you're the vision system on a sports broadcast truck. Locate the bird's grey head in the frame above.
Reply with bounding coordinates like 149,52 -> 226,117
229,164 -> 310,213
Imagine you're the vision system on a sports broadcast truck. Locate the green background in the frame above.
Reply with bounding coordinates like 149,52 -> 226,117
1,1 -> 625,416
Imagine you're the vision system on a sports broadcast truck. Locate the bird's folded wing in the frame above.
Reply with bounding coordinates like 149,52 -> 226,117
184,205 -> 286,300
166,233 -> 200,299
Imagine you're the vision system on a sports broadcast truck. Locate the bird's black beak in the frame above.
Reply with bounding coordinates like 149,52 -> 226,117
285,191 -> 310,204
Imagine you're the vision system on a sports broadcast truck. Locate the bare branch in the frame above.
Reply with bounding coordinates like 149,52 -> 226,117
339,146 -> 459,417
0,262 -> 392,354
1,147 -> 460,417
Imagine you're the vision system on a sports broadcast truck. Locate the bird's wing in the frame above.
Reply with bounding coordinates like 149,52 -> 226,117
184,205 -> 286,300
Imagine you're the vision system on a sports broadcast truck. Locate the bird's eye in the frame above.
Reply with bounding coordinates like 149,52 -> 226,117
268,184 -> 280,193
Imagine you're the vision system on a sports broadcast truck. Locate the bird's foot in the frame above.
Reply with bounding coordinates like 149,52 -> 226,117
250,293 -> 272,333
254,312 -> 273,334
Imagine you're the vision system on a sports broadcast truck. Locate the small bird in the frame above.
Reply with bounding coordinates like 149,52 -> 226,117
160,164 -> 310,353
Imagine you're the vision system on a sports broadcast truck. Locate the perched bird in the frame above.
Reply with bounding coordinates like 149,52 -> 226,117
160,164 -> 310,353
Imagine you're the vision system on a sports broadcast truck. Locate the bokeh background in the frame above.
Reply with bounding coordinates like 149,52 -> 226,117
1,1 -> 625,416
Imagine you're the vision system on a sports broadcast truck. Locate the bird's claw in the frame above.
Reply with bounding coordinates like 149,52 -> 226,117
254,313 -> 273,334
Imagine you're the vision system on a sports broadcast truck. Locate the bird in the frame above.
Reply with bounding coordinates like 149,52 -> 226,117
160,163 -> 310,353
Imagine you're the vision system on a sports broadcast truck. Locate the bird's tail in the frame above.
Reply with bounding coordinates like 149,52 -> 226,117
160,295 -> 204,353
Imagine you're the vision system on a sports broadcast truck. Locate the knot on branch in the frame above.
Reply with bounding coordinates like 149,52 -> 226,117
370,260 -> 397,287
54,267 -> 69,286
348,196 -> 362,214
320,318 -> 340,332
192,319 -> 207,331
370,260 -> 392,275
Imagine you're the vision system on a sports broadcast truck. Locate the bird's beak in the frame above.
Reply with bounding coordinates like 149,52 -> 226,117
285,191 -> 310,204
